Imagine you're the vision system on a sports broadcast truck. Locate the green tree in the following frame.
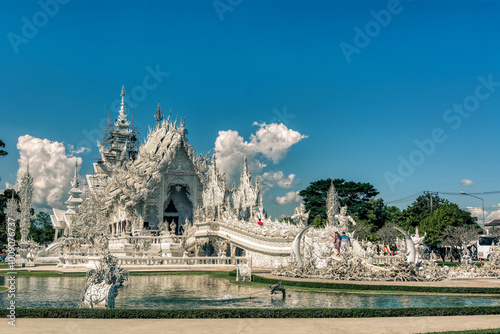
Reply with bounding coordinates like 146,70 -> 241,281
396,195 -> 446,232
357,198 -> 401,232
28,212 -> 55,245
419,202 -> 478,245
0,139 -> 6,156
299,178 -> 379,224
0,139 -> 6,182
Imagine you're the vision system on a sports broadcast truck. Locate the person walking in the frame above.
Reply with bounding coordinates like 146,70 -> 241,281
340,232 -> 350,248
333,231 -> 341,255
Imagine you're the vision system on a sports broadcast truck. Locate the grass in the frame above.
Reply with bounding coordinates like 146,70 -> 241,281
423,330 -> 500,334
3,306 -> 500,319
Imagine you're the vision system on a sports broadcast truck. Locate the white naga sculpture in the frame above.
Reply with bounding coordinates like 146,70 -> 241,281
80,253 -> 129,309
290,203 -> 311,266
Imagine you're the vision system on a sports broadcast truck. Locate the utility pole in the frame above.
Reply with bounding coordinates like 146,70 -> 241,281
423,191 -> 438,212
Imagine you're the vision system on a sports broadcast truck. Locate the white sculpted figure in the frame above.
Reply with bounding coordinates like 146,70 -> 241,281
334,206 -> 356,232
411,227 -> 426,262
291,203 -> 309,228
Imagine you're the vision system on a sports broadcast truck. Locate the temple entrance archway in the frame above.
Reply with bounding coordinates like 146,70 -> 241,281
163,184 -> 193,235
164,199 -> 180,235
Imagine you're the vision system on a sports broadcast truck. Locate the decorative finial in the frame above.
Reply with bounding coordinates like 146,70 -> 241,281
72,158 -> 79,189
119,85 -> 126,117
155,102 -> 163,122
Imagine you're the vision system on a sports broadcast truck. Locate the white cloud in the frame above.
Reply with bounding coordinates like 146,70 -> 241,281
214,123 -> 306,187
250,122 -> 307,163
258,171 -> 299,192
16,135 -> 82,210
467,206 -> 483,219
467,205 -> 500,223
68,144 -> 91,155
274,191 -> 302,205
460,179 -> 475,186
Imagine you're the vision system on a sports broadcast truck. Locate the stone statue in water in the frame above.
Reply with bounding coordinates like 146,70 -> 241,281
80,253 -> 129,309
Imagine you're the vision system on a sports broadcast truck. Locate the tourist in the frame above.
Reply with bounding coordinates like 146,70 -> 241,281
340,232 -> 350,248
333,231 -> 341,255
389,243 -> 397,256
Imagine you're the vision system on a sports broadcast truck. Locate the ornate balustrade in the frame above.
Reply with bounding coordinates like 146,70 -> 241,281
108,235 -> 185,246
57,254 -> 247,268
187,221 -> 296,255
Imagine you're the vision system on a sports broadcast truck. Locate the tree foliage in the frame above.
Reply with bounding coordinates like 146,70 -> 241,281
419,202 -> 479,245
0,139 -> 6,156
0,139 -> 6,182
299,178 -> 379,224
357,198 -> 401,232
28,212 -> 55,245
396,195 -> 447,232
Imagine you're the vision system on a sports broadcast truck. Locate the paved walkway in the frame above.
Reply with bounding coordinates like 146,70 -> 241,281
2,316 -> 500,334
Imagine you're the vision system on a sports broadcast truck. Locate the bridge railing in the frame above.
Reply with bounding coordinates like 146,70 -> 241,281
108,235 -> 186,245
57,254 -> 248,268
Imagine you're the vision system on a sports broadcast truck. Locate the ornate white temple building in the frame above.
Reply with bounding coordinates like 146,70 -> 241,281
48,87 -> 299,268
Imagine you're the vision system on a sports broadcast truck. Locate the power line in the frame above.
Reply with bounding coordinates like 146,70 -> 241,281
385,192 -> 421,205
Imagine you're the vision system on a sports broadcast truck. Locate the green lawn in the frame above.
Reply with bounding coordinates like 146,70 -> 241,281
423,329 -> 500,334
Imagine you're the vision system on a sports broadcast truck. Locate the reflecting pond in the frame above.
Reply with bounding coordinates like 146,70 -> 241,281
1,275 -> 500,309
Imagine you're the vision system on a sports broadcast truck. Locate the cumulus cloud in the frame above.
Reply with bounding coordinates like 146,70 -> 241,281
258,171 -> 299,192
274,191 -> 302,205
16,135 -> 82,210
467,205 -> 500,223
68,144 -> 91,155
467,206 -> 483,219
460,179 -> 475,186
250,122 -> 307,163
214,123 -> 306,187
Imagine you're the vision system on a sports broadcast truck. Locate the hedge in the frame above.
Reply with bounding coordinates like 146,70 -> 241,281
252,275 -> 500,295
2,306 -> 500,319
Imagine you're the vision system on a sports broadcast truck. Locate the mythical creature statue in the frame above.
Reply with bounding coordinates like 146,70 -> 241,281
80,253 -> 129,309
334,206 -> 357,232
291,203 -> 309,228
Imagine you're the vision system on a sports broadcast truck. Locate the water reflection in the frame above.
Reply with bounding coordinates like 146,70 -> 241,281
1,275 -> 499,309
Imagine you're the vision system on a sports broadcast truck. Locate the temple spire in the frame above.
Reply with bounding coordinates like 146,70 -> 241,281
155,102 -> 163,122
115,85 -> 130,128
120,85 -> 126,117
71,158 -> 79,189
66,159 -> 83,213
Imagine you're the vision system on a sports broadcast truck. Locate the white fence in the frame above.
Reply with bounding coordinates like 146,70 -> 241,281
57,255 -> 248,269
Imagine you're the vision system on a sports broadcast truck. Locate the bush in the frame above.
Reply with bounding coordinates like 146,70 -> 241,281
251,275 -> 500,295
2,306 -> 500,319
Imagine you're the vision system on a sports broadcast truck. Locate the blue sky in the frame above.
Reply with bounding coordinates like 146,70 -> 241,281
1,0 -> 500,222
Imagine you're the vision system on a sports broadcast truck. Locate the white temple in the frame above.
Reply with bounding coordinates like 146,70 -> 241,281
46,87 -> 301,268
